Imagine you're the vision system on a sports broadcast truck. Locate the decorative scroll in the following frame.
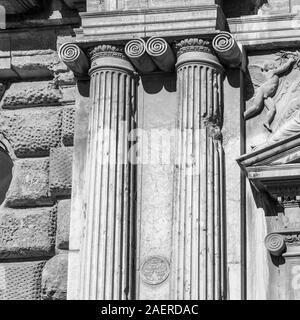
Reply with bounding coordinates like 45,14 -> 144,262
59,43 -> 89,76
265,233 -> 286,256
146,37 -> 176,72
212,32 -> 242,68
125,38 -> 156,73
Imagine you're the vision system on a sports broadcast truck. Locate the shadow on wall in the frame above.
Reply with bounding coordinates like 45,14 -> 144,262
222,0 -> 269,17
0,140 -> 13,206
141,73 -> 176,94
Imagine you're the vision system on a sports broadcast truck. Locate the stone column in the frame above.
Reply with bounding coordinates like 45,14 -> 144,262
79,45 -> 137,300
171,39 -> 225,300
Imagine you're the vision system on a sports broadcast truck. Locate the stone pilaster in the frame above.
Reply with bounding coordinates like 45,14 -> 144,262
78,45 -> 137,300
171,39 -> 225,300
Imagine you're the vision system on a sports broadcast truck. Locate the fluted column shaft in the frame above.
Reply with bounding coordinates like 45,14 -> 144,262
172,39 -> 225,300
79,45 -> 137,300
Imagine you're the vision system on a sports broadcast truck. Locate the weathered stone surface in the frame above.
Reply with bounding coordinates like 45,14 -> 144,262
88,0 -> 219,11
6,158 -> 54,207
56,72 -> 76,86
56,200 -> 70,250
49,147 -> 73,197
2,82 -> 62,109
0,260 -> 46,300
0,206 -> 57,259
0,108 -> 62,157
41,253 -> 68,300
62,106 -> 75,146
81,6 -> 225,41
11,50 -> 67,80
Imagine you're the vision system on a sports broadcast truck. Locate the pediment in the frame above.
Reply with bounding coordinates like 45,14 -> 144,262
238,133 -> 300,168
237,133 -> 300,200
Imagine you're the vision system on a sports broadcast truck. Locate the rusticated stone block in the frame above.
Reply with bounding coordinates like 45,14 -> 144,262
11,50 -> 66,80
0,206 -> 57,259
55,71 -> 76,86
0,260 -> 46,300
49,147 -> 73,197
2,82 -> 62,109
56,200 -> 70,250
6,158 -> 54,207
42,253 -> 68,300
62,107 -> 75,146
0,108 -> 62,157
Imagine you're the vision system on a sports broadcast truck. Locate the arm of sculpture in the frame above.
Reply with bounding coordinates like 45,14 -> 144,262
273,58 -> 295,76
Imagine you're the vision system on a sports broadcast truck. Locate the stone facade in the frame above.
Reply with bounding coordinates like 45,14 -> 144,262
0,0 -> 76,300
1,0 -> 300,301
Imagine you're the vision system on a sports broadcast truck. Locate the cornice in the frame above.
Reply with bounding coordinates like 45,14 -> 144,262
81,5 -> 223,17
78,5 -> 226,42
228,13 -> 300,50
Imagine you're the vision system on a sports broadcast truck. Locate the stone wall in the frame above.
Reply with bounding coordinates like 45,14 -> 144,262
0,3 -> 78,299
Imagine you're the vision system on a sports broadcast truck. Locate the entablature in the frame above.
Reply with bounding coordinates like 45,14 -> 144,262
77,5 -> 226,42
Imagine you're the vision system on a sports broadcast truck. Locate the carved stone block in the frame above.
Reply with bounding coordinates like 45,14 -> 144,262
0,109 -> 62,157
6,158 -> 54,207
11,50 -> 64,80
87,0 -> 219,11
41,253 -> 68,300
62,107 -> 75,146
0,260 -> 46,300
56,200 -> 70,250
0,206 -> 57,259
49,147 -> 73,197
2,82 -> 62,109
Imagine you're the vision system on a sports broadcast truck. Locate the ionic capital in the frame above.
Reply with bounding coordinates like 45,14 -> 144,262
125,39 -> 157,74
212,32 -> 245,70
58,42 -> 90,77
88,44 -> 136,75
175,38 -> 223,72
265,231 -> 300,257
265,233 -> 286,257
145,37 -> 176,72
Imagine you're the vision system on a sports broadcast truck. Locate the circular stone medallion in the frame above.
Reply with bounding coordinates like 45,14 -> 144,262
141,256 -> 170,285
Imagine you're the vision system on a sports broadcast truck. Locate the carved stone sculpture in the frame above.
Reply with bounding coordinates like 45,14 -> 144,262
244,53 -> 297,132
